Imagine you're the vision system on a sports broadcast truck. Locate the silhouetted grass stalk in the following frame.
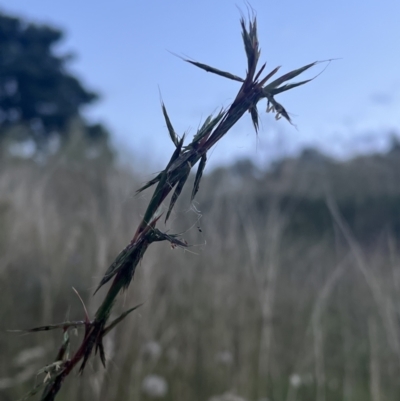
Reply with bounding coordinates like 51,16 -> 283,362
16,14 -> 324,401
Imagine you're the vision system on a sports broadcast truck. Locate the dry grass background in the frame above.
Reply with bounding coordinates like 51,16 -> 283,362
2,139 -> 400,401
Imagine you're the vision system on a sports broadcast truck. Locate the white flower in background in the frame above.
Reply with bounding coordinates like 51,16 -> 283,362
142,341 -> 162,361
141,374 -> 168,398
289,373 -> 302,388
215,350 -> 234,366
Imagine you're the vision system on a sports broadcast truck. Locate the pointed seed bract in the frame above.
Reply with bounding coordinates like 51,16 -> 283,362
184,59 -> 244,82
191,153 -> 207,201
161,101 -> 179,147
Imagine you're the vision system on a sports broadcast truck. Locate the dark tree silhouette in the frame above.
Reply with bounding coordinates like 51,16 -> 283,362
0,11 -> 103,152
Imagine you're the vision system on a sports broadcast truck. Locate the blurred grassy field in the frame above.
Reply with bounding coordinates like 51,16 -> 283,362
2,142 -> 400,401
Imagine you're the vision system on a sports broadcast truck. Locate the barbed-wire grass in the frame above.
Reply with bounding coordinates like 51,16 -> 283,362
14,14 -> 325,401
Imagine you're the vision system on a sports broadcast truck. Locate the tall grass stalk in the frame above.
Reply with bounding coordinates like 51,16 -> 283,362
15,15 -> 322,401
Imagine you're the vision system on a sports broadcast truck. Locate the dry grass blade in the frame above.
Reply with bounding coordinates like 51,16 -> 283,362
192,110 -> 225,144
263,61 -> 318,91
269,78 -> 314,95
96,340 -> 106,368
191,153 -> 207,201
118,243 -> 149,291
257,66 -> 281,88
166,134 -> 185,169
93,243 -> 135,294
102,304 -> 144,337
165,164 -> 191,222
249,104 -> 259,132
184,59 -> 244,82
253,62 -> 266,82
55,331 -> 71,361
161,100 -> 179,147
136,173 -> 162,194
240,16 -> 260,78
10,321 -> 87,333
79,327 -> 98,373
240,18 -> 253,67
136,136 -> 185,195
72,287 -> 90,323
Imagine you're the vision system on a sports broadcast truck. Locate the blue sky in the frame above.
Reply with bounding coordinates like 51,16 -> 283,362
2,0 -> 400,168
